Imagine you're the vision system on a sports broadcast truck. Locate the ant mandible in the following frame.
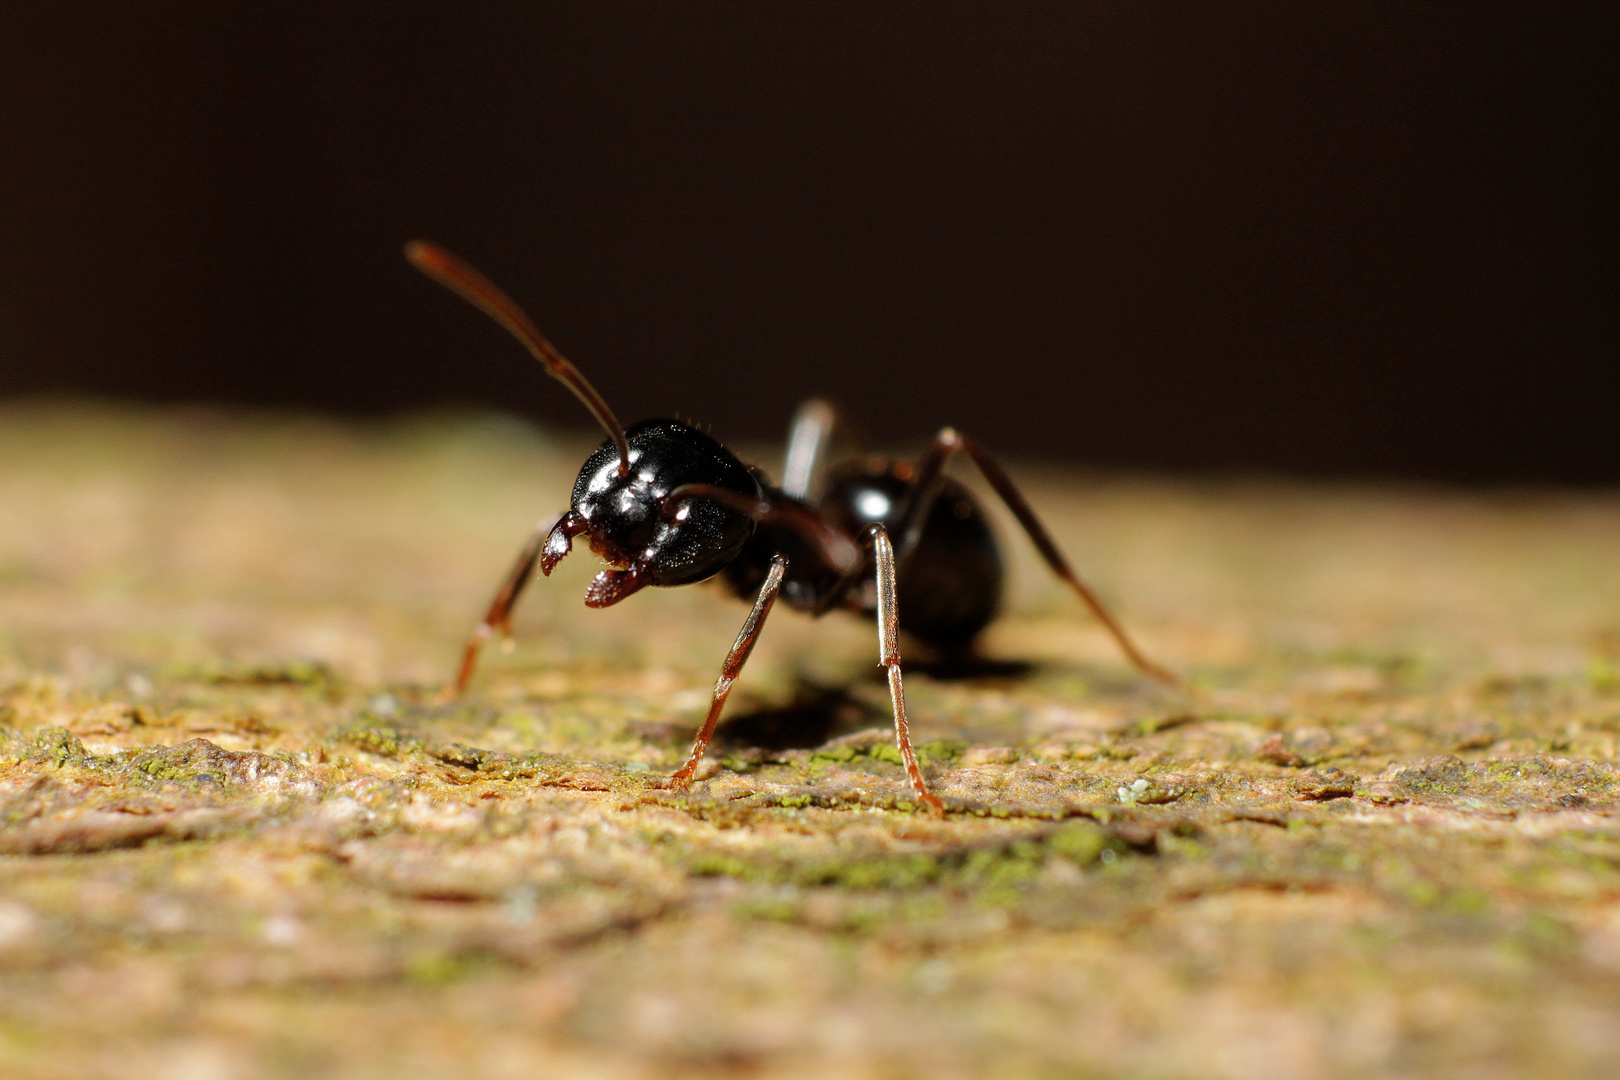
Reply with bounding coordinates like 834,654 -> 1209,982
406,241 -> 1181,812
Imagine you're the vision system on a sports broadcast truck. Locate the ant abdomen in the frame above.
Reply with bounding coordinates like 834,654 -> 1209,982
821,461 -> 1004,648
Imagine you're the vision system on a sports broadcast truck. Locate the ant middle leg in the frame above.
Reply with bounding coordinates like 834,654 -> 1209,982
654,489 -> 945,810
666,554 -> 789,788
898,429 -> 1182,689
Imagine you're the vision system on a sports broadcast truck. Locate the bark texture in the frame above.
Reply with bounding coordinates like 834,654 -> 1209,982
2,403 -> 1619,1079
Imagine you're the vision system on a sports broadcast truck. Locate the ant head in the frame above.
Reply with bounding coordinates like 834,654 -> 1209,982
404,243 -> 763,607
545,420 -> 762,607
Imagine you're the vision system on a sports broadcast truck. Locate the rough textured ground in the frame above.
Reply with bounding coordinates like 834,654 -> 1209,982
2,402 -> 1618,1080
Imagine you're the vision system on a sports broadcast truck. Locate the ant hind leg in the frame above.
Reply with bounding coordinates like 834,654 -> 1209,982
899,429 -> 1182,690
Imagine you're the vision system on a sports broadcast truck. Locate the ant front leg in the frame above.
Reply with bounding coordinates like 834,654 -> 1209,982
869,524 -> 946,813
666,554 -> 789,788
449,513 -> 579,696
899,429 -> 1183,690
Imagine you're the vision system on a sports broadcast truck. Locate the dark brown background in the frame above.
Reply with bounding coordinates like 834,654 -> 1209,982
1,2 -> 1614,481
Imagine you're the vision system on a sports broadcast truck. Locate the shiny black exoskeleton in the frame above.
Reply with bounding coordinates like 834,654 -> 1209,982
551,420 -> 1003,651
406,240 -> 1180,813
723,459 -> 1003,649
547,420 -> 762,608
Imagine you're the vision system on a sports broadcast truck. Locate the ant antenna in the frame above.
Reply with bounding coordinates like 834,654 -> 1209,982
405,240 -> 631,476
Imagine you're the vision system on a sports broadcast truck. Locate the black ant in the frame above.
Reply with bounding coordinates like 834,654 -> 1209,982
406,241 -> 1181,811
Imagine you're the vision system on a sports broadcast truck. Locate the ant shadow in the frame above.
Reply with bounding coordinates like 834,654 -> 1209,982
711,652 -> 1042,753
711,681 -> 871,752
898,653 -> 1035,682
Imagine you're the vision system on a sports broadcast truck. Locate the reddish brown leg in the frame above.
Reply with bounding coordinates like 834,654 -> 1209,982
899,428 -> 1183,690
870,525 -> 946,813
667,554 -> 789,787
449,517 -> 559,696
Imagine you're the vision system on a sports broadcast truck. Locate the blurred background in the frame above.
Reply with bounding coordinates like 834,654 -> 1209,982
1,1 -> 1614,482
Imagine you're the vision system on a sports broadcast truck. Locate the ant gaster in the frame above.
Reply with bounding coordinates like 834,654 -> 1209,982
407,241 -> 1181,812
